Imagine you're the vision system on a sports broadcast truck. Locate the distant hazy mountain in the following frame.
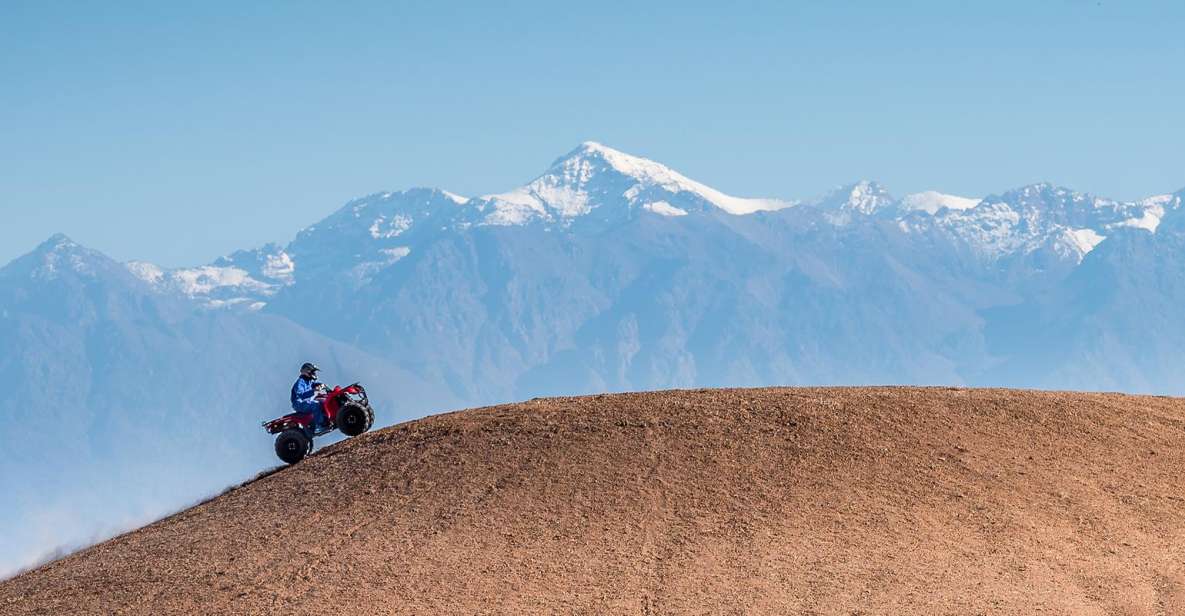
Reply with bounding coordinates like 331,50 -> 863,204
2,142 -> 1181,576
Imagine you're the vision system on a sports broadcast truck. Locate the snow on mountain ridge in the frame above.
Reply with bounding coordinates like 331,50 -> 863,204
475,142 -> 794,225
643,201 -> 689,217
260,251 -> 295,283
1063,228 -> 1107,258
29,148 -> 1182,299
1104,194 -> 1177,233
569,142 -> 794,216
901,191 -> 980,214
441,191 -> 469,204
299,188 -> 465,243
126,244 -> 296,309
304,147 -> 1171,252
169,266 -> 267,295
920,183 -> 1165,263
350,246 -> 411,285
127,262 -> 275,304
125,261 -> 165,284
369,214 -> 413,239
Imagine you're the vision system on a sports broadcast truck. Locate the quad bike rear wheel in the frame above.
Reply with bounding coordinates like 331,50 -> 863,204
275,428 -> 312,464
337,403 -> 374,437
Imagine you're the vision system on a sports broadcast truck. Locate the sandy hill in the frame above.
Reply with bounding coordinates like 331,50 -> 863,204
4,387 -> 1185,615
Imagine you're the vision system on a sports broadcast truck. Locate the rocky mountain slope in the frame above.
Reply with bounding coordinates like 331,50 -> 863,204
4,387 -> 1185,615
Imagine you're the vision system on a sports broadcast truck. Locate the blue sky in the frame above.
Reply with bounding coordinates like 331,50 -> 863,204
2,0 -> 1183,267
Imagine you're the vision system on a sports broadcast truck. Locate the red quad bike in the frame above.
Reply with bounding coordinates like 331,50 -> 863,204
262,383 -> 375,464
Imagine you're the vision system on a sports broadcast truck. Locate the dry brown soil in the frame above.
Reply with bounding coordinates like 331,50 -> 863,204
4,387 -> 1185,615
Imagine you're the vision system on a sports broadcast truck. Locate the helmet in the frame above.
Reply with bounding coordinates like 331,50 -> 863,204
300,362 -> 320,378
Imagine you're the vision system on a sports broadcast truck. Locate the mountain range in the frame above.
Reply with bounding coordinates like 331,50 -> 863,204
2,141 -> 1183,576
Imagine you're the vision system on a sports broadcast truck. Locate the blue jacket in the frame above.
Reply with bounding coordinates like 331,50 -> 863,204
291,376 -> 321,411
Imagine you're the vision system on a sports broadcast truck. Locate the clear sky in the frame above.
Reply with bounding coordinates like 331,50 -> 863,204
2,1 -> 1183,267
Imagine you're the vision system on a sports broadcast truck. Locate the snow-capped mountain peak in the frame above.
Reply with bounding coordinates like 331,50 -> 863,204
2,233 -> 116,281
473,142 -> 793,225
810,181 -> 897,225
30,233 -> 100,263
38,232 -> 78,251
300,188 -> 466,243
561,141 -> 794,216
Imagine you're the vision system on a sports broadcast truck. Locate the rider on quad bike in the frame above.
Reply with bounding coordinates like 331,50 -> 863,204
291,362 -> 327,432
263,362 -> 375,464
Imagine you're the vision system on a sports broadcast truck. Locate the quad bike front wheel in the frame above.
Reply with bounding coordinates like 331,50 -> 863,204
275,428 -> 313,464
337,403 -> 375,437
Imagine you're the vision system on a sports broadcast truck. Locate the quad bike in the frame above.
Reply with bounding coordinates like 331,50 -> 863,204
262,382 -> 375,464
